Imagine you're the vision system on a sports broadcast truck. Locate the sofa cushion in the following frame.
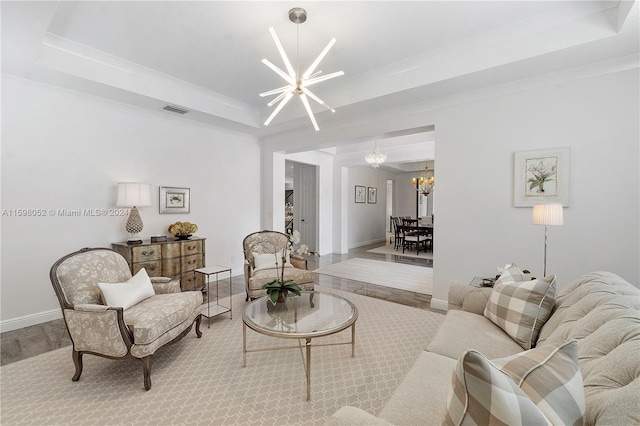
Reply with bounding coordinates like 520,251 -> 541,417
484,264 -> 556,349
427,310 -> 523,360
378,351 -> 457,425
98,268 -> 155,310
443,340 -> 584,426
123,291 -> 203,345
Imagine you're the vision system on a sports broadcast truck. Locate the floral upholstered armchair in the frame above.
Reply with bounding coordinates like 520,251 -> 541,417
242,230 -> 316,300
49,247 -> 203,390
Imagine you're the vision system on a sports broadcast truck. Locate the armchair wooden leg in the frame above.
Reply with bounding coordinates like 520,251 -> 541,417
71,349 -> 83,382
142,356 -> 152,391
195,315 -> 202,338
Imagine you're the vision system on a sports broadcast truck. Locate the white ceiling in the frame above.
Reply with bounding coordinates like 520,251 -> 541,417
2,1 -> 638,171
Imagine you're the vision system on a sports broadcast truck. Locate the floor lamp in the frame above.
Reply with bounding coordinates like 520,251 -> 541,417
532,203 -> 564,277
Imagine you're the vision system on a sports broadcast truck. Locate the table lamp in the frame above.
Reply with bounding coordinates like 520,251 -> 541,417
532,203 -> 564,276
116,183 -> 152,244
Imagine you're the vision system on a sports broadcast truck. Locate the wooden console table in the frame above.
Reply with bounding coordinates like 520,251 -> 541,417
112,237 -> 206,291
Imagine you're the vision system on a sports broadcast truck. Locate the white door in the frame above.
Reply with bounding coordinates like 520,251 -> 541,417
297,165 -> 317,251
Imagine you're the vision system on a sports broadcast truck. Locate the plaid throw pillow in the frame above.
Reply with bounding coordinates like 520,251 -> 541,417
443,340 -> 585,426
484,264 -> 556,349
443,350 -> 550,425
492,340 -> 585,425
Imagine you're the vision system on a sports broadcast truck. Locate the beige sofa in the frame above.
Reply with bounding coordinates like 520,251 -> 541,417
328,271 -> 640,425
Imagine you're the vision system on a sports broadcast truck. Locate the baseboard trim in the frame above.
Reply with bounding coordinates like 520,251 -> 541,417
350,238 -> 386,249
430,298 -> 448,312
1,309 -> 62,333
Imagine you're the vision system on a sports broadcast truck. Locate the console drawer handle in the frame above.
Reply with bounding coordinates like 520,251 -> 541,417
142,250 -> 154,256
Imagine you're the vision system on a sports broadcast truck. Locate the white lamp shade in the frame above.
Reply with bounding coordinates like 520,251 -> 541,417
116,183 -> 152,207
532,203 -> 564,226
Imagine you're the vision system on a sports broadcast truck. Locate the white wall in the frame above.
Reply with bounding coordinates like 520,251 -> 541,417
261,66 -> 639,313
431,68 -> 639,307
347,167 -> 391,248
1,76 -> 261,330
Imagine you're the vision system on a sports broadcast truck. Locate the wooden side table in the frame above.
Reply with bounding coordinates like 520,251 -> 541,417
195,265 -> 232,328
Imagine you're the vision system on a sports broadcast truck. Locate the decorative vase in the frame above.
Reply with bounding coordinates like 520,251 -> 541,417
175,234 -> 192,240
276,292 -> 287,304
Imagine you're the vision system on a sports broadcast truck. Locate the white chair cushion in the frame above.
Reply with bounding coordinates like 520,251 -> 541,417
98,268 -> 156,310
252,251 -> 292,272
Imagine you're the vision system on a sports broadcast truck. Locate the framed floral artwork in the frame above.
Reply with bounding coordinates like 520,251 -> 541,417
355,185 -> 366,203
160,186 -> 191,214
513,148 -> 570,207
367,187 -> 377,204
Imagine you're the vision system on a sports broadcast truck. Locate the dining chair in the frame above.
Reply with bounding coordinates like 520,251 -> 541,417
392,217 -> 404,250
402,219 -> 430,254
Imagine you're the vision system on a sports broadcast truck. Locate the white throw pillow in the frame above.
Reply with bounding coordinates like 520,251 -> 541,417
98,268 -> 155,310
252,252 -> 293,272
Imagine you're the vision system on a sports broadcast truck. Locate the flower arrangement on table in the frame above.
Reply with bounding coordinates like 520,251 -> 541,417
168,221 -> 198,239
248,230 -> 317,305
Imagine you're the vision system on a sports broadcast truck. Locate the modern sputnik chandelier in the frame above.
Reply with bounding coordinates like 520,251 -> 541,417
260,8 -> 344,131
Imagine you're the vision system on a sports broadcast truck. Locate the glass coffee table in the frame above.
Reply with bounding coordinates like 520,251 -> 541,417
242,291 -> 358,401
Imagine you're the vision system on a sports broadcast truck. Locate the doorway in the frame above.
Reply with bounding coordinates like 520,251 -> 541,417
285,160 -> 318,252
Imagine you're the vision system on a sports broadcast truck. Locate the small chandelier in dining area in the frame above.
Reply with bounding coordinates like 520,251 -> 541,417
365,140 -> 387,168
412,166 -> 435,195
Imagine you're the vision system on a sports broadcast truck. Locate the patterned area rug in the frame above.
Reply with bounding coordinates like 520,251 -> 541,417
0,287 -> 444,425
314,258 -> 433,295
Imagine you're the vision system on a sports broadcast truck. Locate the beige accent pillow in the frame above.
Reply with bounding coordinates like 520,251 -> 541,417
484,264 -> 556,349
443,340 -> 584,426
98,268 -> 155,310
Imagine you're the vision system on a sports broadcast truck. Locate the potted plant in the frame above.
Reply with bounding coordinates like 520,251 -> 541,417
168,221 -> 198,240
249,230 -> 315,304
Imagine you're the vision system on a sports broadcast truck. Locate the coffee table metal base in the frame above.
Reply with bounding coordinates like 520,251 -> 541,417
242,322 -> 356,401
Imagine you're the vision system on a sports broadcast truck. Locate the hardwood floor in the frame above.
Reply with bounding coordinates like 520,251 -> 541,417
0,242 -> 433,366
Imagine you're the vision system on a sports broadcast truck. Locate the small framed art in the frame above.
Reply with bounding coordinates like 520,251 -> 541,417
159,186 -> 191,214
513,147 -> 570,207
355,185 -> 366,203
367,187 -> 377,204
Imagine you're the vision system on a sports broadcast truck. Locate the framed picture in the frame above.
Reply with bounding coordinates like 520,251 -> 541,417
513,147 -> 570,207
159,186 -> 191,214
355,185 -> 366,203
367,187 -> 377,204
